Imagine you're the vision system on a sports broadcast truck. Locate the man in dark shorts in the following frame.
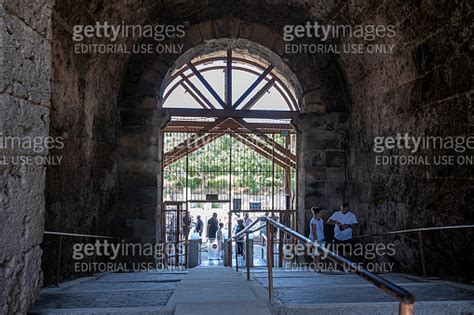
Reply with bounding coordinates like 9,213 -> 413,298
207,212 -> 219,241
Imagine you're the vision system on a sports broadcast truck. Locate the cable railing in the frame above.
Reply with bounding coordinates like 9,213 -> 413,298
227,216 -> 416,315
352,224 -> 474,278
43,231 -> 120,286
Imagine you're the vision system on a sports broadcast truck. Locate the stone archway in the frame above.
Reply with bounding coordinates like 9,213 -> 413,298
115,21 -> 350,243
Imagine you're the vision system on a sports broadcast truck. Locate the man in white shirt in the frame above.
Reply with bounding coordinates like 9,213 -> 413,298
327,203 -> 358,259
328,203 -> 358,241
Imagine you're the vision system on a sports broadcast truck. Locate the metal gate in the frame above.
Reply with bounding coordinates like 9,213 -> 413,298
161,201 -> 189,266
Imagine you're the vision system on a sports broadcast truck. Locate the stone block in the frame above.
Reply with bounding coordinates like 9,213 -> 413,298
304,151 -> 325,167
326,181 -> 345,197
325,151 -> 345,167
0,95 -> 50,156
4,0 -> 52,38
305,167 -> 327,181
120,110 -> 143,126
327,167 -> 345,182
1,14 -> 51,106
305,132 -> 342,150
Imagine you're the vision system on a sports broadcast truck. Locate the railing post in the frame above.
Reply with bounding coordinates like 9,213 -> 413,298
266,220 -> 274,303
399,302 -> 414,315
55,235 -> 63,286
228,240 -> 232,268
418,231 -> 427,278
278,228 -> 283,267
235,239 -> 239,272
246,233 -> 251,280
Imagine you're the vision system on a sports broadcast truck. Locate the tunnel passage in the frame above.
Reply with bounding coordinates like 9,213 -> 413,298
1,1 -> 472,313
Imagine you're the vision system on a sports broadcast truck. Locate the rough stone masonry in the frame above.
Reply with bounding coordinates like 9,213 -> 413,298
0,0 -> 473,313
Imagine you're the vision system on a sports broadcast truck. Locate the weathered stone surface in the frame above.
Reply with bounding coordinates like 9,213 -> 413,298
2,2 -> 472,312
1,1 -> 53,313
1,11 -> 51,106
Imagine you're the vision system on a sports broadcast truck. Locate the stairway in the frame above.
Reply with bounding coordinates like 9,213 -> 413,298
30,267 -> 473,315
250,268 -> 474,315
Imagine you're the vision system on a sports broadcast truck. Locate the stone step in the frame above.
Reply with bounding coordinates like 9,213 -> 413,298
276,301 -> 474,315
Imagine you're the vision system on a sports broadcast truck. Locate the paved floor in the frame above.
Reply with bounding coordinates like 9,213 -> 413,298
168,266 -> 271,315
30,270 -> 187,314
30,266 -> 474,315
250,268 -> 474,314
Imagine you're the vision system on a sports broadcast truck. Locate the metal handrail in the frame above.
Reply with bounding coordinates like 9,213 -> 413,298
44,231 -> 119,239
227,216 -> 415,315
352,224 -> 474,240
351,224 -> 474,278
43,231 -> 121,286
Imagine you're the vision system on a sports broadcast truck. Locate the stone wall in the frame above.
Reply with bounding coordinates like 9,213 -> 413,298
333,1 -> 473,279
0,0 -> 53,313
42,1 -> 137,284
3,2 -> 467,304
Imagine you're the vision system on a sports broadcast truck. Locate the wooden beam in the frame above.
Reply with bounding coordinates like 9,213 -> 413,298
234,118 -> 297,161
165,108 -> 299,119
233,65 -> 274,108
241,78 -> 276,110
180,74 -> 216,109
181,80 -> 210,109
164,133 -> 223,166
164,120 -> 294,131
163,118 -> 227,158
237,134 -> 296,168
187,62 -> 227,108
226,50 -> 232,107
230,134 -> 292,169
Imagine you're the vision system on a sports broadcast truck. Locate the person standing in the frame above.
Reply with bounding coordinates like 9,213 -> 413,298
327,203 -> 358,258
234,219 -> 246,257
243,213 -> 252,227
207,212 -> 219,241
195,215 -> 204,237
309,205 -> 326,272
216,222 -> 225,259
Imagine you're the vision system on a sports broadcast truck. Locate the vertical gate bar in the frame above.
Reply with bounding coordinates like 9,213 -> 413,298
295,133 -> 299,232
266,220 -> 274,303
235,239 -> 239,272
228,213 -> 232,266
271,135 -> 275,214
418,231 -> 427,278
246,233 -> 251,280
184,204 -> 189,268
278,228 -> 283,267
229,134 -> 232,226
176,204 -> 180,266
185,147 -> 189,268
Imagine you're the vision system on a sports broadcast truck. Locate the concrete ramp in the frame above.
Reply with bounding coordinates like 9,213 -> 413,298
166,266 -> 271,315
